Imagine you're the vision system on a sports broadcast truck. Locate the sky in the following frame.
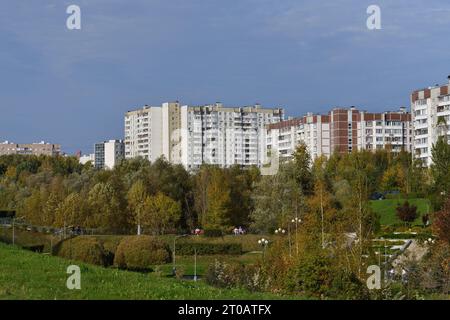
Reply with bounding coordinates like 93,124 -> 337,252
1,0 -> 449,154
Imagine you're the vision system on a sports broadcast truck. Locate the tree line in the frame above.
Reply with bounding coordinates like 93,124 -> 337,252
0,140 -> 448,237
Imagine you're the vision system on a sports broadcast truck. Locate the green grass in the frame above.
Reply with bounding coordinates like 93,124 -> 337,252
369,198 -> 431,226
159,252 -> 262,277
0,242 -> 296,300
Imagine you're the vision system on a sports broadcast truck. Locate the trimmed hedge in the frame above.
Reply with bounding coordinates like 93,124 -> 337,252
203,229 -> 224,237
176,242 -> 242,255
53,236 -> 108,266
114,236 -> 171,271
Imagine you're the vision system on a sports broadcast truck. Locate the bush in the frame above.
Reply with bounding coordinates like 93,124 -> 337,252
175,242 -> 242,255
284,252 -> 367,299
203,229 -> 224,237
396,201 -> 418,224
205,260 -> 268,292
114,235 -> 171,271
53,236 -> 108,266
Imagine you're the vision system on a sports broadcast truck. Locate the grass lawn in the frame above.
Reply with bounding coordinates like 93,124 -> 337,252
158,252 -> 262,277
0,243 -> 295,300
369,198 -> 431,226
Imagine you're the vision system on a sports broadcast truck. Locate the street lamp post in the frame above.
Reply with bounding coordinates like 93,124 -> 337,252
291,217 -> 301,256
275,227 -> 290,257
258,238 -> 269,261
194,248 -> 198,282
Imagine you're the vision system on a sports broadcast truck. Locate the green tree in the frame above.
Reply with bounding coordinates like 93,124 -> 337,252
292,143 -> 313,195
55,193 -> 86,228
42,193 -> 58,226
141,192 -> 181,235
431,136 -> 450,209
127,180 -> 148,235
87,182 -> 123,232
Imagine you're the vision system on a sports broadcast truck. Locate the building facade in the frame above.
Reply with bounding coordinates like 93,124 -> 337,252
0,141 -> 61,156
125,102 -> 284,169
94,140 -> 125,170
180,103 -> 284,169
266,114 -> 331,162
330,107 -> 412,154
266,107 -> 411,162
411,76 -> 450,166
124,106 -> 163,162
79,153 -> 95,165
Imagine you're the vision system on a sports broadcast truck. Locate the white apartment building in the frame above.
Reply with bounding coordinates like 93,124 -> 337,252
124,105 -> 163,162
79,153 -> 95,165
411,76 -> 450,166
94,139 -> 125,170
266,107 -> 411,162
180,103 -> 284,169
124,102 -> 284,169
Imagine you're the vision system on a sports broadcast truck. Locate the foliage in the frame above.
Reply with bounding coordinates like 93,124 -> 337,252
203,228 -> 224,237
114,236 -> 171,271
175,242 -> 242,255
205,260 -> 269,292
433,197 -> 450,245
396,201 -> 419,224
53,236 -> 108,266
141,192 -> 182,235
284,251 -> 367,299
431,136 -> 450,210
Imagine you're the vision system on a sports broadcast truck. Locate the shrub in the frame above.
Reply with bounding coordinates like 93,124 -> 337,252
396,201 -> 418,224
284,252 -> 367,299
205,260 -> 268,292
114,235 -> 171,271
53,236 -> 108,266
175,242 -> 242,255
175,266 -> 186,280
203,229 -> 224,237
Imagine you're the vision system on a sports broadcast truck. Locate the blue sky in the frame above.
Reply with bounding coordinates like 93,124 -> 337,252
1,0 -> 449,154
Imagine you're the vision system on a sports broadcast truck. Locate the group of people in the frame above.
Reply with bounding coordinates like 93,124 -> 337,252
233,226 -> 245,236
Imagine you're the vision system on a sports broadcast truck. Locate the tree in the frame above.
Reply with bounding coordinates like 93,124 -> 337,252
431,136 -> 450,209
292,143 -> 313,195
205,169 -> 232,229
42,193 -> 59,226
141,192 -> 181,235
396,201 -> 418,225
127,180 -> 148,235
433,197 -> 450,245
87,182 -> 123,232
55,193 -> 86,228
193,166 -> 232,230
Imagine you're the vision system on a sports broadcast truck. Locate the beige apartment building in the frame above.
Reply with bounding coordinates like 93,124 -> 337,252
0,141 -> 61,156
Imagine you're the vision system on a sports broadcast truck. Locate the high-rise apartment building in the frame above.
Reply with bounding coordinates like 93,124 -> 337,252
180,103 -> 284,169
411,76 -> 450,166
0,141 -> 61,156
124,106 -> 163,162
266,113 -> 330,162
94,140 -> 125,170
330,107 -> 412,154
266,107 -> 411,162
124,102 -> 284,169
